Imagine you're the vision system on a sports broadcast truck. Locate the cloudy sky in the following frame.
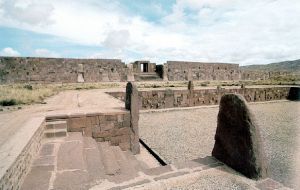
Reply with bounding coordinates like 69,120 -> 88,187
0,0 -> 299,65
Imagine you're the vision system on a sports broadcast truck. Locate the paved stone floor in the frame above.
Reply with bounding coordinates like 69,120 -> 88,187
140,101 -> 300,189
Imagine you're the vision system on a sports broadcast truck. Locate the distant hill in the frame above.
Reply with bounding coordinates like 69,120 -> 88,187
241,59 -> 300,72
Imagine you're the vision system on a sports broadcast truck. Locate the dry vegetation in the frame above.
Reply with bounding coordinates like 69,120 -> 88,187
0,83 -> 121,106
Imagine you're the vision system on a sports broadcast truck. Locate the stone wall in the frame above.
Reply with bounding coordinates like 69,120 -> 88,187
107,87 -> 291,110
166,61 -> 240,81
50,111 -> 133,151
139,87 -> 290,109
0,57 -> 127,83
240,70 -> 291,80
0,117 -> 45,190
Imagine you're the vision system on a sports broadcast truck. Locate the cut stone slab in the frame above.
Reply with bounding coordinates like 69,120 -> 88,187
84,146 -> 105,183
57,140 -> 85,171
53,170 -> 90,190
44,128 -> 67,138
98,142 -> 120,175
32,156 -> 55,169
143,165 -> 173,176
212,94 -> 268,179
39,143 -> 54,156
110,146 -> 139,183
21,167 -> 52,190
46,120 -> 67,130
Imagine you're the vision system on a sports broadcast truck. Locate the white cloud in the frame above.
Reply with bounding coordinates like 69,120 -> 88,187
0,0 -> 300,65
103,30 -> 130,50
34,49 -> 60,58
0,47 -> 20,56
1,0 -> 54,26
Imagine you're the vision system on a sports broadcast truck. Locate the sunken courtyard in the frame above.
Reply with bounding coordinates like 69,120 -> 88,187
0,57 -> 299,190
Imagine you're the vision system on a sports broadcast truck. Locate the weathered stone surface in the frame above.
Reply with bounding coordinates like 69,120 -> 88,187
20,167 -> 52,190
57,141 -> 85,171
212,94 -> 268,179
53,170 -> 90,190
125,82 -> 140,154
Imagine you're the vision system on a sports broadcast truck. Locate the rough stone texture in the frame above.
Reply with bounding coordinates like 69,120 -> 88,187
139,87 -> 290,110
212,94 -> 268,179
0,57 -> 126,83
166,61 -> 240,81
125,82 -> 140,154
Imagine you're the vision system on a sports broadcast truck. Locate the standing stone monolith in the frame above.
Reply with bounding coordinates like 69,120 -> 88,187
125,82 -> 140,154
188,81 -> 194,106
212,94 -> 268,179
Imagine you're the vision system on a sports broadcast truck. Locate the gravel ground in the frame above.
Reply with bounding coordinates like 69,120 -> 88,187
139,101 -> 300,188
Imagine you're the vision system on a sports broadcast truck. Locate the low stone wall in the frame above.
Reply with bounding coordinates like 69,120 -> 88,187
140,87 -> 290,109
108,87 -> 292,110
0,117 -> 45,190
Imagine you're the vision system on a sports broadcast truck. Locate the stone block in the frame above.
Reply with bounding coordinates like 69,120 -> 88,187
154,171 -> 189,181
57,141 -> 85,171
67,116 -> 86,132
212,94 -> 268,179
100,122 -> 115,131
20,167 -> 52,190
53,170 -> 89,190
143,165 -> 173,176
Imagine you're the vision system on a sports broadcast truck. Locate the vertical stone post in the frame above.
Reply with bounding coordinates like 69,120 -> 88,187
188,81 -> 194,107
163,63 -> 168,81
77,63 -> 85,83
127,64 -> 135,81
125,82 -> 140,154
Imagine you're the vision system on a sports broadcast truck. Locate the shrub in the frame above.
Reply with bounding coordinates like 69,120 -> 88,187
24,84 -> 33,90
0,99 -> 17,106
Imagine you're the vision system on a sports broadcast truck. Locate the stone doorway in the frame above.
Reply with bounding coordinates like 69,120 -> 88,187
141,62 -> 148,72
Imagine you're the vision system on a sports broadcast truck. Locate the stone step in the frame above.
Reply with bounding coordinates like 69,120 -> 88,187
83,137 -> 105,184
44,128 -> 67,138
98,142 -> 121,176
46,120 -> 67,130
124,150 -> 148,172
110,146 -> 139,183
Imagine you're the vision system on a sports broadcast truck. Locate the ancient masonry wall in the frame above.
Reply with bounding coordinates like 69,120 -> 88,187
62,111 -> 132,151
0,57 -> 127,83
166,61 -> 240,81
0,117 -> 45,190
108,87 -> 291,110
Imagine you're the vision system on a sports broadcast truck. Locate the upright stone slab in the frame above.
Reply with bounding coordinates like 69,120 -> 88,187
125,82 -> 140,154
163,64 -> 168,81
127,64 -> 135,81
188,81 -> 194,106
212,94 -> 268,179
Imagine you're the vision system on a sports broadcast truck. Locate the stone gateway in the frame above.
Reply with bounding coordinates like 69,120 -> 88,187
212,94 -> 268,179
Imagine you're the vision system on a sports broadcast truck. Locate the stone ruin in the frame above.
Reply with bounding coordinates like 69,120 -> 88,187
212,94 -> 268,179
0,56 -> 296,83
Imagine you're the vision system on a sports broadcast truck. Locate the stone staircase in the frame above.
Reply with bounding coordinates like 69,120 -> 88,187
135,73 -> 162,81
21,129 -> 293,190
44,120 -> 67,138
20,131 -> 154,190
